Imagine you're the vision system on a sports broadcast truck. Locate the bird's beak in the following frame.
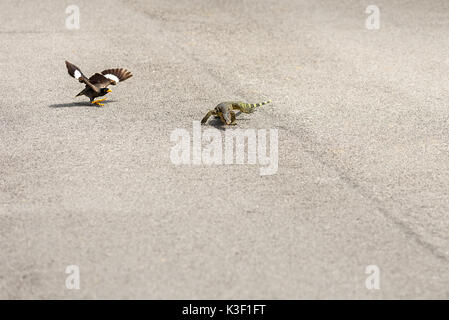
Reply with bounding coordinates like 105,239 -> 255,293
107,89 -> 112,93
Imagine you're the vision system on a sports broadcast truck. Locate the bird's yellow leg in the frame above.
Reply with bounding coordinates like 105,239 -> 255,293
91,99 -> 106,106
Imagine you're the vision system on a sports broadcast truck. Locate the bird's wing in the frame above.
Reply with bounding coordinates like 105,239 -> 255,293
88,73 -> 113,88
65,61 -> 100,93
101,68 -> 133,85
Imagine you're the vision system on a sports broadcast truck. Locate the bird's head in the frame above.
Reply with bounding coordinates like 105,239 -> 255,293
101,88 -> 112,94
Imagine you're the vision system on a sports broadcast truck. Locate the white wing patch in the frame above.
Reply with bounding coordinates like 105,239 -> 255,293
104,74 -> 120,83
74,70 -> 82,80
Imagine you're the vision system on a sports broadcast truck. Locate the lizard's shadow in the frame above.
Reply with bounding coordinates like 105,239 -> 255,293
48,100 -> 117,108
208,118 -> 227,131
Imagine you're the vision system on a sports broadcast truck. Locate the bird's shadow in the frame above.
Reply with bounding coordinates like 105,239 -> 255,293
48,100 -> 117,108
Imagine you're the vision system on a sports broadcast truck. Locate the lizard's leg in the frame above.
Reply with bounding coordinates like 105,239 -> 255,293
221,110 -> 234,125
229,111 -> 237,125
201,110 -> 217,124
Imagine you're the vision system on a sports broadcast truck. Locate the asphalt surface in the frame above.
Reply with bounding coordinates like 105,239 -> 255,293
1,0 -> 449,299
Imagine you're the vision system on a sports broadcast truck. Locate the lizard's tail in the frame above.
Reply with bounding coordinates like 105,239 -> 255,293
249,100 -> 271,108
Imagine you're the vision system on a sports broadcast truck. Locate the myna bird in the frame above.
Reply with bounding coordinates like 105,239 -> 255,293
65,61 -> 132,106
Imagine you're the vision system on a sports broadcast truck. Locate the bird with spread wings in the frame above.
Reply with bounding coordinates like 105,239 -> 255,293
65,61 -> 132,106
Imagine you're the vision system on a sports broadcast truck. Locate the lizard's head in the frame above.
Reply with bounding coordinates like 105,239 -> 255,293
215,105 -> 232,125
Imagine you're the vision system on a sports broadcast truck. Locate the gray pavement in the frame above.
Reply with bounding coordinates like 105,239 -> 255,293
0,0 -> 449,299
